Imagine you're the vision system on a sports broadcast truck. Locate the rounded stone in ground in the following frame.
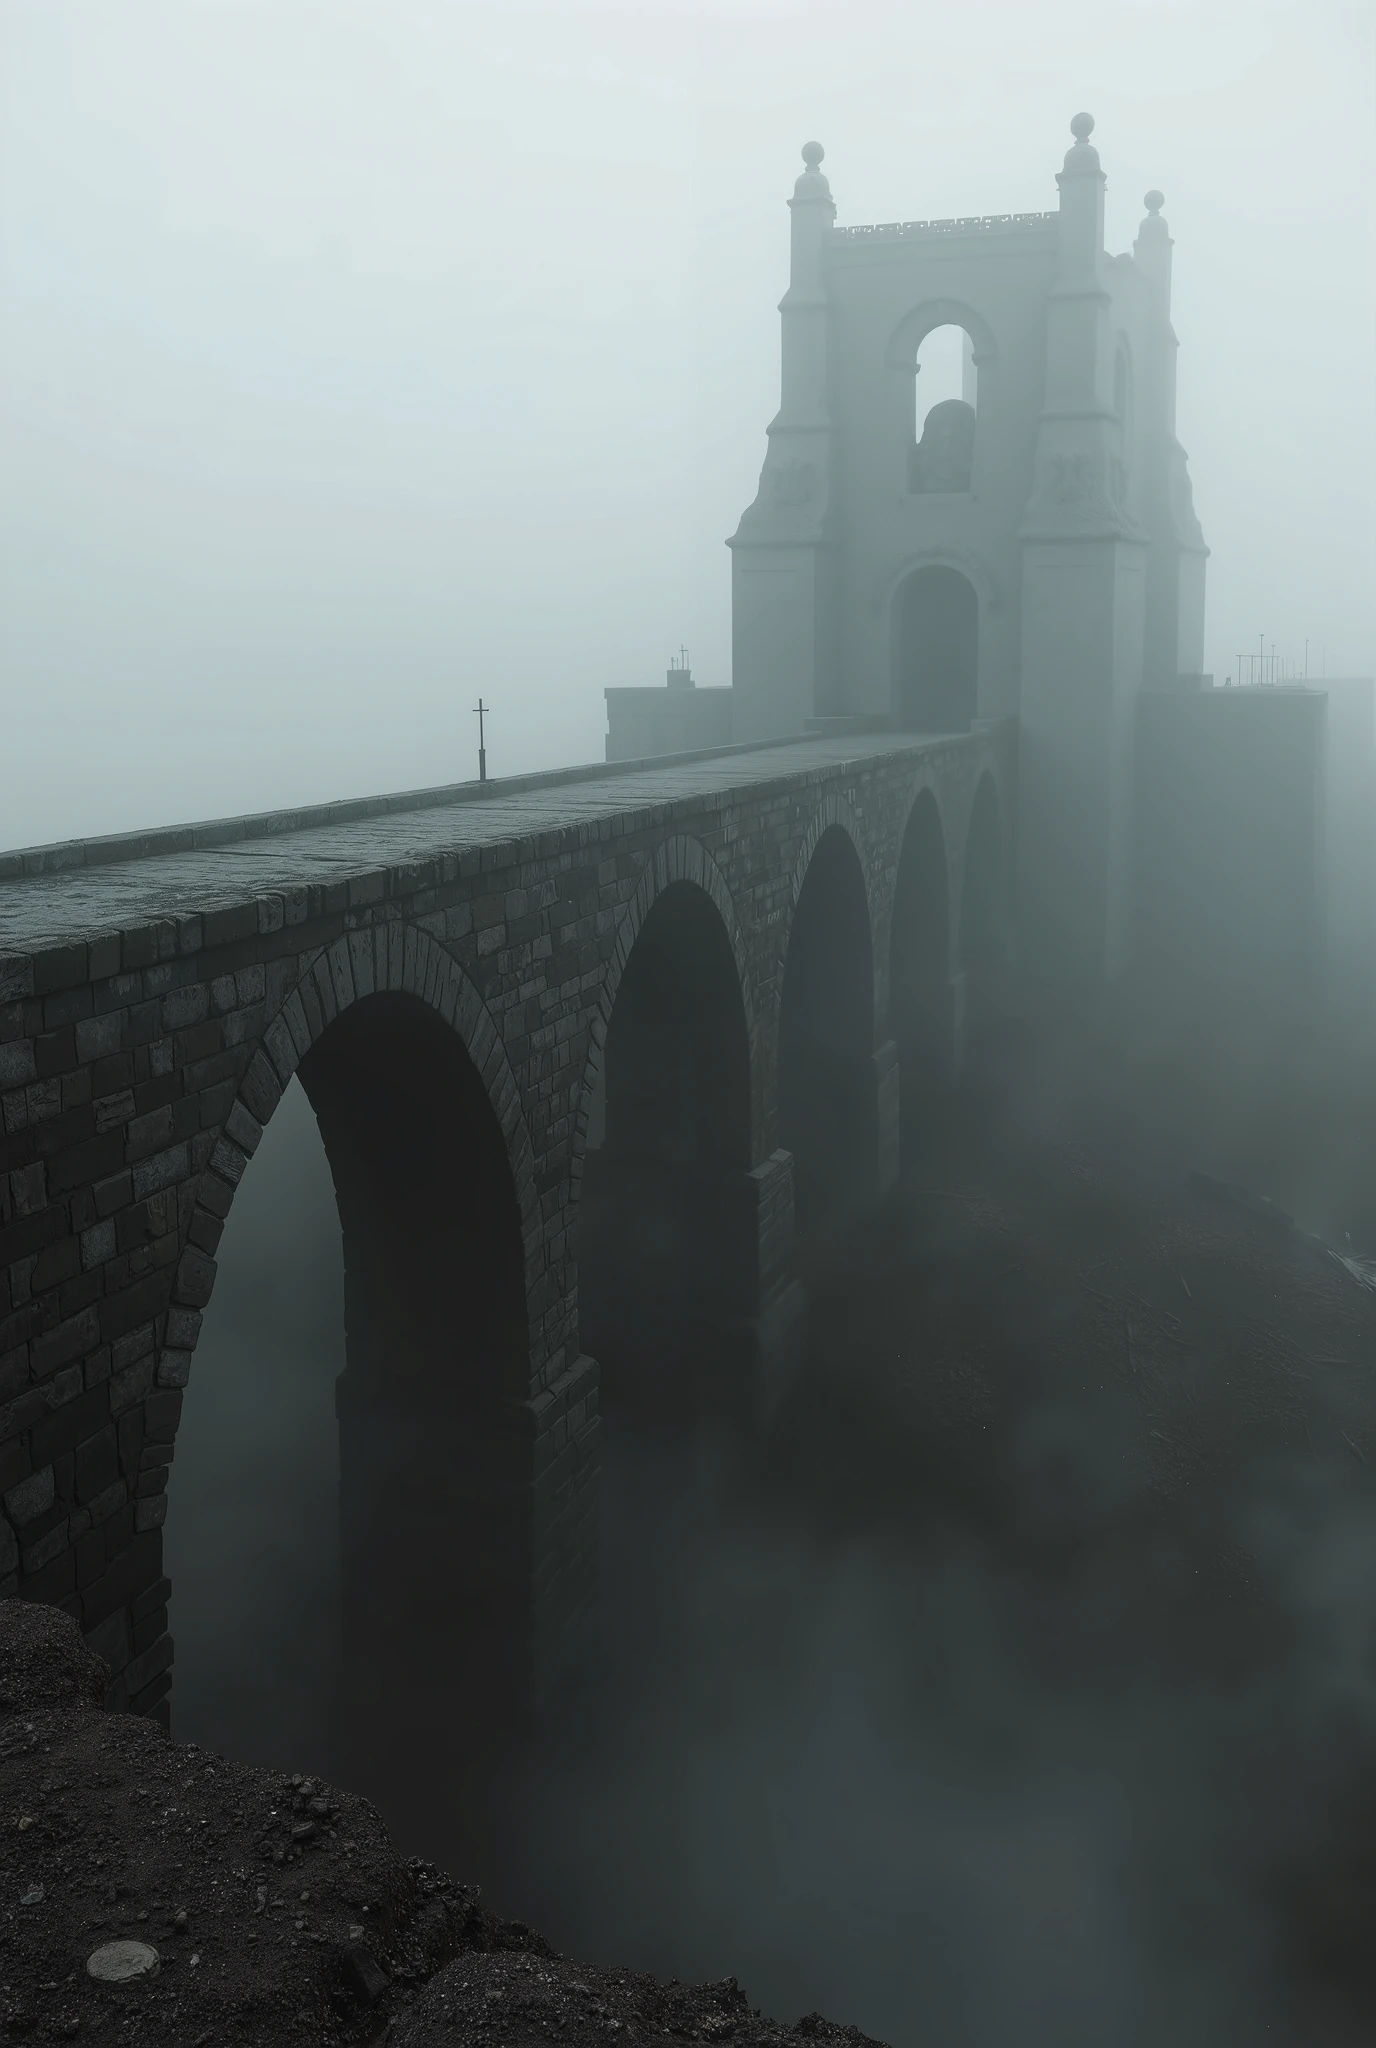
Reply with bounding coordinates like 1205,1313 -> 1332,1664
87,1940 -> 160,1984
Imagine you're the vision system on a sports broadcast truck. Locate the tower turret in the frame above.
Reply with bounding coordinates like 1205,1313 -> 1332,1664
1134,190 -> 1209,687
727,144 -> 841,742
1017,116 -> 1148,988
781,141 -> 835,428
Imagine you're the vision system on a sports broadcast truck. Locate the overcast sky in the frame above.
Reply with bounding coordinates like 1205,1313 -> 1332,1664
2,0 -> 1373,850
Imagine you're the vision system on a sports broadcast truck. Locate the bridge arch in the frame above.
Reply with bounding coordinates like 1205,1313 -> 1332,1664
576,839 -> 756,1415
0,728 -> 1021,1736
172,924 -> 541,1373
778,804 -> 876,1237
576,835 -> 756,1162
785,790 -> 870,926
166,922 -> 540,1748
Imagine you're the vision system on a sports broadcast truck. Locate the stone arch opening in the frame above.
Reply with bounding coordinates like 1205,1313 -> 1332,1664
169,986 -> 530,1774
888,789 -> 952,1167
578,879 -> 753,1416
778,824 -> 875,1237
163,1076 -> 343,1769
892,565 -> 979,733
910,323 -> 977,493
961,773 -> 1009,1058
300,991 -> 528,1747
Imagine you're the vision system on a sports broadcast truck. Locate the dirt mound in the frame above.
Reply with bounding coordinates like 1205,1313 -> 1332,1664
0,1598 -> 109,1720
394,1950 -> 882,2048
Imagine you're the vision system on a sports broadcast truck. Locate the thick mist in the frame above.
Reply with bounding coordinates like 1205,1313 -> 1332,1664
165,1030 -> 1376,2048
3,0 -> 1373,848
8,6 -> 1376,2043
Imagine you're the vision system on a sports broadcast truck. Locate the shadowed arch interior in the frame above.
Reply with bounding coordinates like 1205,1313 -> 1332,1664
163,1075 -> 344,1771
294,989 -> 529,1755
778,825 -> 875,1236
962,773 -> 1008,1059
888,790 -> 952,1168
578,880 -> 753,1416
893,566 -> 979,733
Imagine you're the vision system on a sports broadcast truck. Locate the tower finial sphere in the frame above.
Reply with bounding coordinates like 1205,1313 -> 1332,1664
1070,111 -> 1095,144
801,140 -> 824,169
1144,189 -> 1164,213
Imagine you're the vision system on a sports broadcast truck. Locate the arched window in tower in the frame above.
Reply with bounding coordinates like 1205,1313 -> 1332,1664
910,324 -> 977,494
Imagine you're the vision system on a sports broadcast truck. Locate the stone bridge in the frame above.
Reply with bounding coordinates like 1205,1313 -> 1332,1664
0,724 -> 1013,1734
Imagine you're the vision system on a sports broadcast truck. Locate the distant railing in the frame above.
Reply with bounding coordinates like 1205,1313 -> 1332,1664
832,212 -> 1057,241
1228,642 -> 1321,689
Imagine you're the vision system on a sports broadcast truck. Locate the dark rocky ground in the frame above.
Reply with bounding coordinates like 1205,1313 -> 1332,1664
0,1601 -> 881,2048
748,1009 -> 1376,2045
6,1001 -> 1376,2046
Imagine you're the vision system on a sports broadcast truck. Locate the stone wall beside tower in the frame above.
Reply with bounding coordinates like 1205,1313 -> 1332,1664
728,141 -> 840,744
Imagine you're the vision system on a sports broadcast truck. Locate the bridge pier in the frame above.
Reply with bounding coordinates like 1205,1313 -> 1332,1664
578,1148 -> 801,1431
326,1345 -> 601,1778
333,1375 -> 530,1747
893,968 -> 969,1179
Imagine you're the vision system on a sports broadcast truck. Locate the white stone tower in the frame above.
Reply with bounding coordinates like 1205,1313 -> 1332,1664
728,115 -> 1209,986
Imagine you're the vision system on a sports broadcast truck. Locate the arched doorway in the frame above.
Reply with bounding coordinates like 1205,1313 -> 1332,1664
888,789 -> 951,1169
578,880 -> 753,1418
962,773 -> 1008,1061
169,987 -> 530,1783
893,567 -> 978,733
778,825 -> 875,1238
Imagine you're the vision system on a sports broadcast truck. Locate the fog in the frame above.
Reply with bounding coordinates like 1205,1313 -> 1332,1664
7,7 -> 1376,2044
164,1035 -> 1376,2046
2,0 -> 1373,849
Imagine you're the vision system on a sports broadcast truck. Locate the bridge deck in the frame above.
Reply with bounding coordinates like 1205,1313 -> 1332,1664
1,732 -> 962,961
